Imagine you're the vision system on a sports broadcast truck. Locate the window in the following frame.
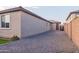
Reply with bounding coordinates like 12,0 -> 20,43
0,15 -> 10,28
1,15 -> 5,28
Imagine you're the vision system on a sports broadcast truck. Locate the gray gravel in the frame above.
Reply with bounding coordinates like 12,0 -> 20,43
0,31 -> 78,53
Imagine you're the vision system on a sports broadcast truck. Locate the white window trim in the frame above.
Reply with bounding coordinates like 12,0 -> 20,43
0,26 -> 11,29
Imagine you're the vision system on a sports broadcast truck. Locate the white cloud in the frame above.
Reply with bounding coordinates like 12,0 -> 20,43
0,6 -> 40,12
0,7 -> 7,11
0,0 -> 79,6
0,6 -> 15,11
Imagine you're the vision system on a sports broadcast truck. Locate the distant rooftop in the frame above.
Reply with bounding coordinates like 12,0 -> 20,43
49,20 -> 61,24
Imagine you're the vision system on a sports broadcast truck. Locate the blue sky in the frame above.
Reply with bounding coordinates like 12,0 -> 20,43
25,6 -> 79,23
0,6 -> 79,23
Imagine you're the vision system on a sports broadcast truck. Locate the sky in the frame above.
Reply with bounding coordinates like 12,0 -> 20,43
25,6 -> 79,23
0,6 -> 79,23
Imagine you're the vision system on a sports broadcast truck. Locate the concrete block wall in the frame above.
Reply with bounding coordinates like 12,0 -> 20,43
67,23 -> 72,39
64,15 -> 79,48
71,17 -> 79,47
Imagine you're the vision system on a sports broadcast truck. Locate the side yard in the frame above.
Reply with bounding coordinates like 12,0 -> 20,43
0,31 -> 78,53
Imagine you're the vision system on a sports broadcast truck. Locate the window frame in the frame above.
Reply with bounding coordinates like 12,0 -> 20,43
0,14 -> 10,29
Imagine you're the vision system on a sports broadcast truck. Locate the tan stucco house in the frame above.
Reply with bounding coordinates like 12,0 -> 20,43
50,20 -> 61,31
64,10 -> 79,48
0,6 -> 52,38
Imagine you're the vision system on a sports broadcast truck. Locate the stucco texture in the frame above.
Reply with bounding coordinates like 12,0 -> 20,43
0,11 -> 21,38
21,12 -> 51,38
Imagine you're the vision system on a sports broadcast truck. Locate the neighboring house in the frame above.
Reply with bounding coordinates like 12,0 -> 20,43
64,10 -> 79,48
0,6 -> 52,39
55,21 -> 61,30
50,20 -> 61,31
60,24 -> 64,31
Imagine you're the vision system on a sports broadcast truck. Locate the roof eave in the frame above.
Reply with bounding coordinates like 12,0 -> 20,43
0,6 -> 51,23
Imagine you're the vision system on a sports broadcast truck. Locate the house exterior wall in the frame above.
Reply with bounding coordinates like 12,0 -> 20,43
50,22 -> 61,31
0,11 -> 21,38
21,12 -> 51,38
51,23 -> 56,30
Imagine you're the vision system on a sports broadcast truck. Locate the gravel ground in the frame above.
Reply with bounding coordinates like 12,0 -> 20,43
0,31 -> 78,53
